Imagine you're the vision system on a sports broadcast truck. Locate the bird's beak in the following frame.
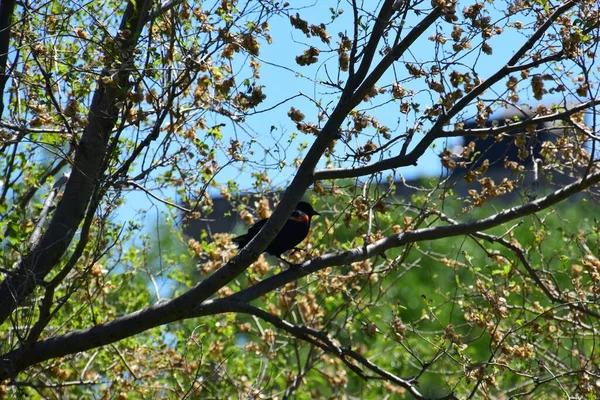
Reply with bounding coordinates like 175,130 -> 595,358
313,210 -> 321,216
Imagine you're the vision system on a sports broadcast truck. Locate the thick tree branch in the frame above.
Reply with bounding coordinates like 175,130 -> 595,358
314,0 -> 579,182
198,3 -> 444,300
0,0 -> 16,118
162,4 -> 445,321
0,0 -> 154,324
224,169 -> 600,304
2,168 -> 599,380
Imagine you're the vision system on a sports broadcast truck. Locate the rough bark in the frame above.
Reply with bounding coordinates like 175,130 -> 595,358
0,0 -> 153,324
0,0 -> 16,118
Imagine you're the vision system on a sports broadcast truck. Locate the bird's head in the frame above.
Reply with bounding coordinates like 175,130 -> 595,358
296,201 -> 320,218
289,202 -> 320,223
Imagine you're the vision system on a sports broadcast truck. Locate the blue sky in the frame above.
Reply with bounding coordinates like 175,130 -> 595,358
117,0 -> 596,225
87,0 -> 598,298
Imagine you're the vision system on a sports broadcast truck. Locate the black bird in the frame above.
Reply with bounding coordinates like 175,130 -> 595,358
232,201 -> 320,258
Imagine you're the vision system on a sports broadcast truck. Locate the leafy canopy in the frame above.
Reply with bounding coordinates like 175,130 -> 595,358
0,0 -> 599,398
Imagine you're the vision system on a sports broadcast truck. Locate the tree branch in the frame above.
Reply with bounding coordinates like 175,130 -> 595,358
224,169 -> 600,304
313,0 -> 579,182
430,210 -> 600,319
194,300 -> 457,400
0,0 -> 16,118
0,0 -> 154,324
2,167 -> 598,380
344,0 -> 396,98
440,100 -> 598,139
350,6 -> 443,106
195,5 -> 445,313
26,173 -> 70,251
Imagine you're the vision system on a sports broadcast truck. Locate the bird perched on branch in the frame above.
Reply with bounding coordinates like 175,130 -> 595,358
232,201 -> 320,259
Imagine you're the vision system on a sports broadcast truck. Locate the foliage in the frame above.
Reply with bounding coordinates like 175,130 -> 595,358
0,0 -> 599,398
